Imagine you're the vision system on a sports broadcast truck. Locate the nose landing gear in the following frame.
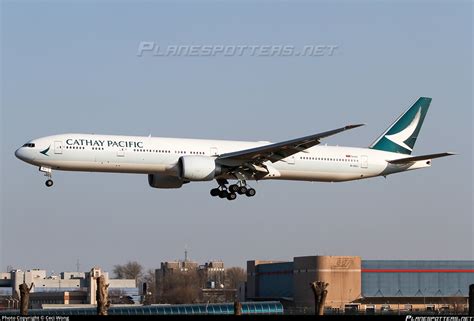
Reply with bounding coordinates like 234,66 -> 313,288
39,166 -> 54,187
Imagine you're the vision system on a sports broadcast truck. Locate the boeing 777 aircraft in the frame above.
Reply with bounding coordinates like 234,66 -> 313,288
15,97 -> 454,200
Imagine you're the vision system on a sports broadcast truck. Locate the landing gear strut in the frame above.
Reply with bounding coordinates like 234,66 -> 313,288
210,179 -> 256,200
39,166 -> 53,187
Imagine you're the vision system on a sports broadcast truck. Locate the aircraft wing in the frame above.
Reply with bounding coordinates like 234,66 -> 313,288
387,152 -> 456,164
217,124 -> 364,165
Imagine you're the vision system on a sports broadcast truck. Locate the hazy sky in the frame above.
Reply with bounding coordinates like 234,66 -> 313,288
1,1 -> 472,275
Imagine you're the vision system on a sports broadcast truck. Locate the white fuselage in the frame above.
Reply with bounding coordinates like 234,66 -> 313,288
15,133 -> 431,183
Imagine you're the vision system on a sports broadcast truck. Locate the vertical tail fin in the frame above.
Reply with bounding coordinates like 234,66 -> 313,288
369,97 -> 431,155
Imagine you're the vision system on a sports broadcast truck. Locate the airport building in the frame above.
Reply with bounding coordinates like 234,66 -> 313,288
246,256 -> 474,314
0,267 -> 138,309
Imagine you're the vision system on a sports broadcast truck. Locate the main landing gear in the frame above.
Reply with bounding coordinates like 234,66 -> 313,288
210,179 -> 256,200
39,166 -> 54,187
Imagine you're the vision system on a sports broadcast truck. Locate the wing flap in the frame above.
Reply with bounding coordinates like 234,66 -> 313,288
387,152 -> 456,164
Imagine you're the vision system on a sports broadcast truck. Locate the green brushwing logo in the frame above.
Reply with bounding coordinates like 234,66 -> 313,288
40,145 -> 51,156
370,97 -> 431,155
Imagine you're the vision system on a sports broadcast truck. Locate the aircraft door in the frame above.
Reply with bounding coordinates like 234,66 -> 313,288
287,155 -> 295,165
54,141 -> 63,154
210,147 -> 218,156
117,148 -> 125,157
361,155 -> 368,168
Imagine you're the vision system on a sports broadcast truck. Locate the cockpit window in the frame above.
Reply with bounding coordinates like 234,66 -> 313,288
22,143 -> 35,148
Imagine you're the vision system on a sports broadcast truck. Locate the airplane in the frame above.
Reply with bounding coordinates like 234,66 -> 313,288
15,97 -> 454,200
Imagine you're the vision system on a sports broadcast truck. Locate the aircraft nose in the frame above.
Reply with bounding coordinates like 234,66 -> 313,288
15,147 -> 26,161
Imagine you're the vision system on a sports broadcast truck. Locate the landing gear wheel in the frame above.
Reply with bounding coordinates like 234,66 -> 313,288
219,190 -> 229,198
226,193 -> 237,201
210,188 -> 220,197
228,184 -> 239,193
45,179 -> 54,187
246,188 -> 256,197
237,186 -> 248,195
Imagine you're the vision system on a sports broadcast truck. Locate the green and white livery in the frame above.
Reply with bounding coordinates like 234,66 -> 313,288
370,97 -> 431,155
15,97 -> 455,200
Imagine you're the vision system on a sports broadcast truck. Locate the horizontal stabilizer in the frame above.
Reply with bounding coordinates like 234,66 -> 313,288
388,152 -> 456,164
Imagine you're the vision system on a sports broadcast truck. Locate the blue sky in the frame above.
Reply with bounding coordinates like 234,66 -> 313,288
1,1 -> 472,274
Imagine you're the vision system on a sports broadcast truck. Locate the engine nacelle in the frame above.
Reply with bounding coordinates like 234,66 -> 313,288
178,156 -> 221,181
148,174 -> 185,189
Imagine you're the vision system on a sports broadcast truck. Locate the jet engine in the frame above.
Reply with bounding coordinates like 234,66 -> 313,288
148,174 -> 186,189
178,156 -> 222,181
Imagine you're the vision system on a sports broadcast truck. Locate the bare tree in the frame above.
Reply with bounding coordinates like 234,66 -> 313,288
310,281 -> 329,315
225,267 -> 246,289
160,270 -> 201,304
112,262 -> 159,305
113,261 -> 143,281
234,301 -> 242,315
19,282 -> 34,316
96,275 -> 110,315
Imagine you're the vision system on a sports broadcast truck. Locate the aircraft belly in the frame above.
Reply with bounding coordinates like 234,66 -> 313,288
271,158 -> 386,182
275,170 -> 362,182
40,160 -> 169,174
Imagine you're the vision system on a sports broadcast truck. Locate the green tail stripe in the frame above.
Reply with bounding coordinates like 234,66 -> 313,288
369,97 -> 431,155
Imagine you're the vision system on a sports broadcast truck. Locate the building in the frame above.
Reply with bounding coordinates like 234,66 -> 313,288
0,267 -> 138,310
29,291 -> 88,308
200,261 -> 225,289
356,260 -> 473,313
155,259 -> 199,302
155,260 -> 236,303
246,256 -> 474,314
